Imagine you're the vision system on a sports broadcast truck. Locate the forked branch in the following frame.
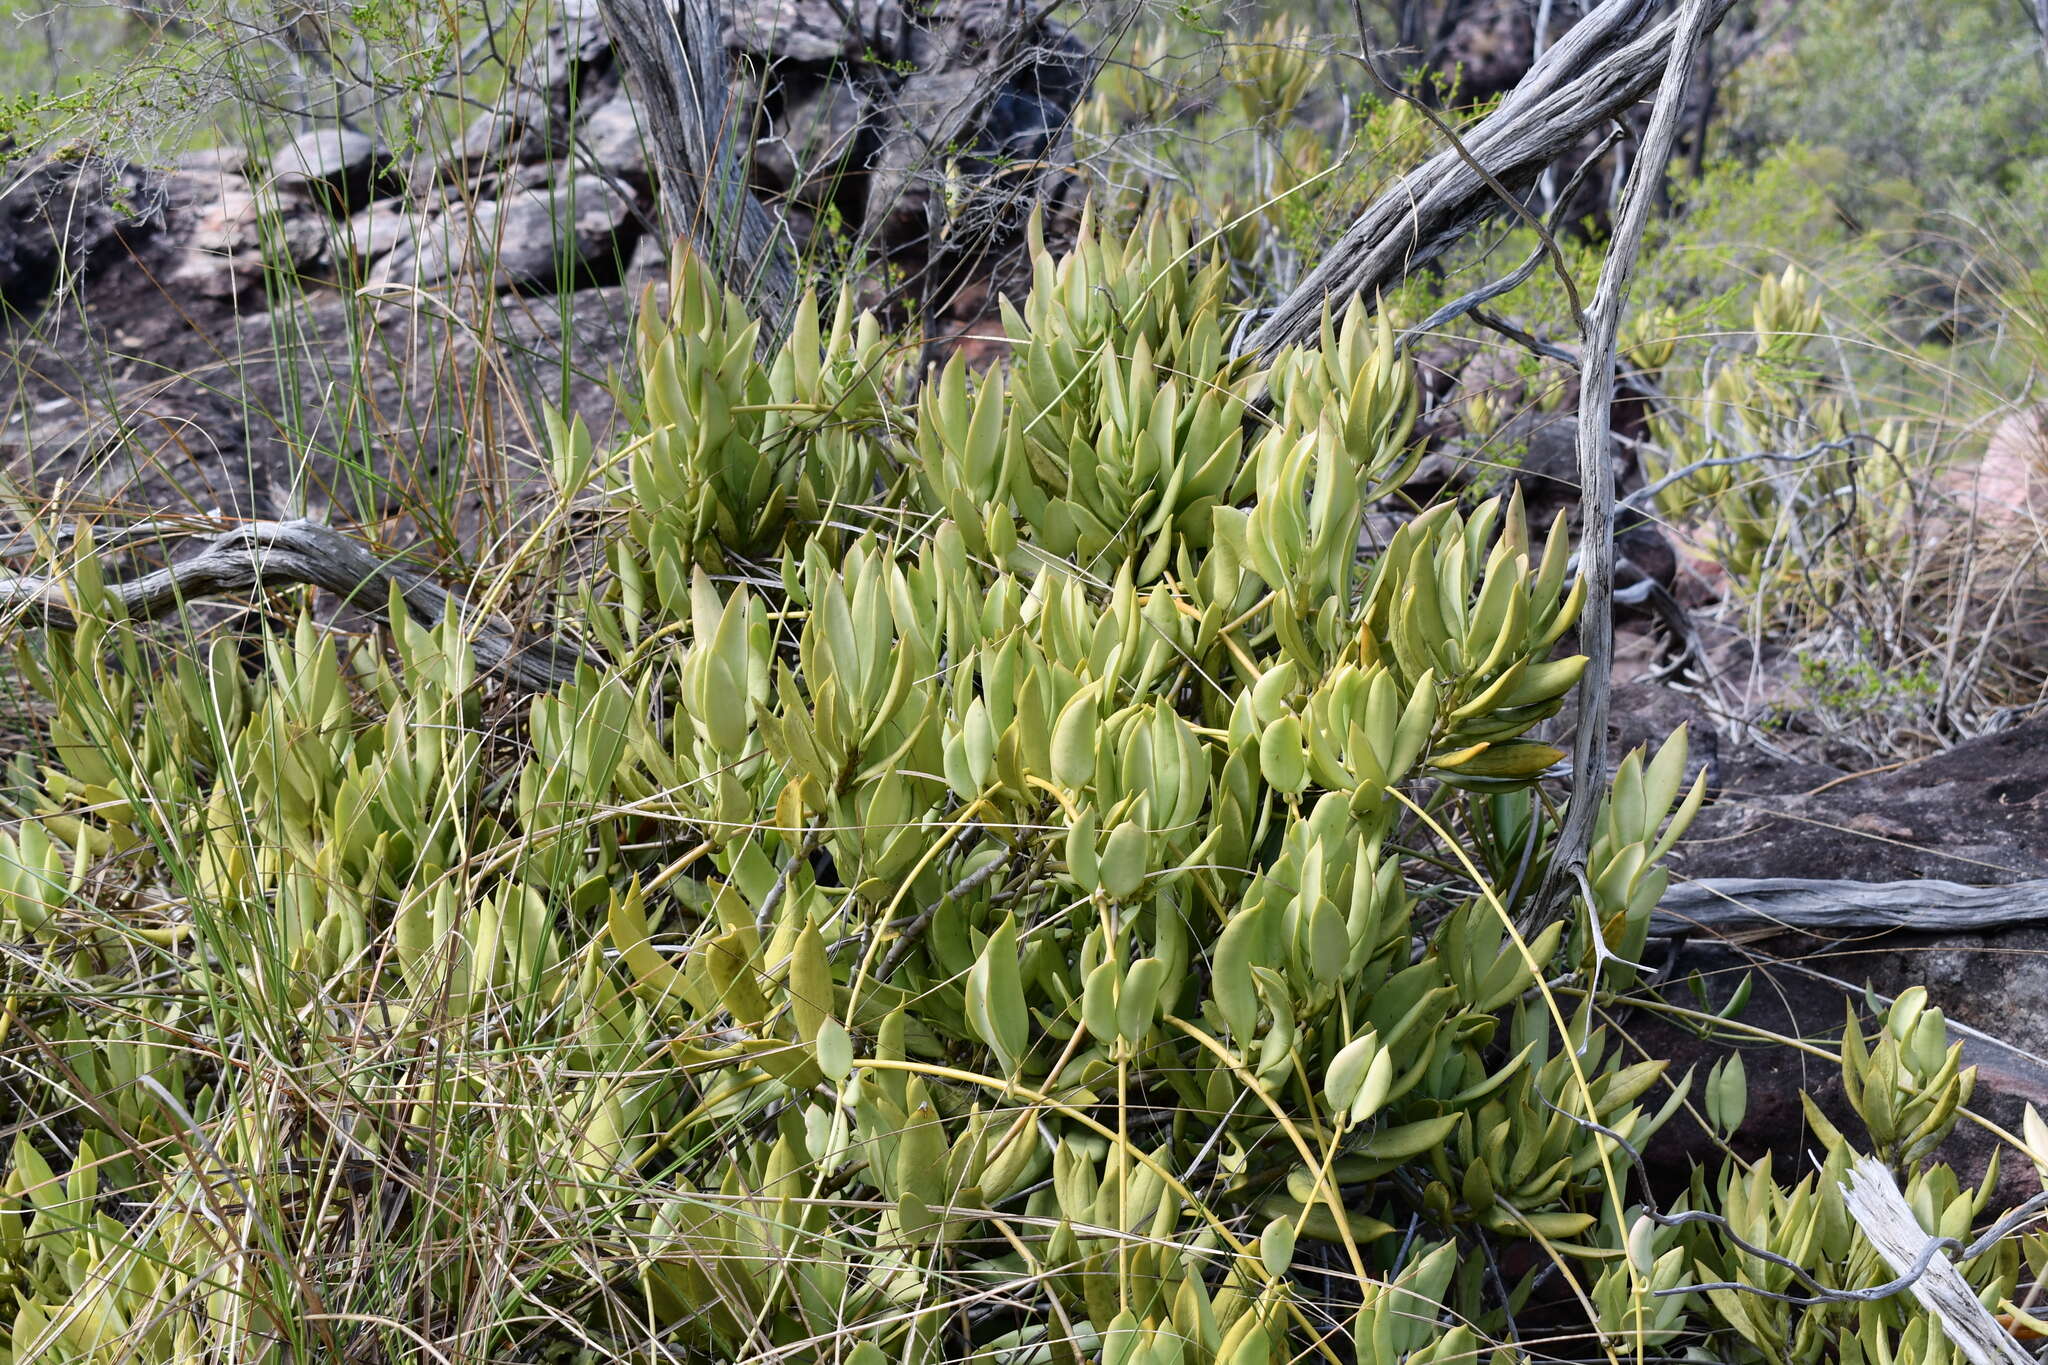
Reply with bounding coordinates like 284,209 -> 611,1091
0,520 -> 588,690
1243,0 -> 1739,359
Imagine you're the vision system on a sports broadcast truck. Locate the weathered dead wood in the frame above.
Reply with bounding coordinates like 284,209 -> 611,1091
1656,877 -> 2048,935
0,520 -> 587,690
1242,0 -> 1740,360
597,0 -> 796,337
1841,1158 -> 2036,1365
1526,0 -> 1719,934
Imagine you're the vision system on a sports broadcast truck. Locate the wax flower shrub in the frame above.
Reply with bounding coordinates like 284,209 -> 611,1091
0,213 -> 2041,1365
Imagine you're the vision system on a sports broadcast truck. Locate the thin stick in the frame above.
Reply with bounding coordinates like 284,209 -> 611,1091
1529,0 -> 1719,934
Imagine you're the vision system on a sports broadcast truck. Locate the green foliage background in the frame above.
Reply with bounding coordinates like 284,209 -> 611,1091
3,2 -> 2048,1362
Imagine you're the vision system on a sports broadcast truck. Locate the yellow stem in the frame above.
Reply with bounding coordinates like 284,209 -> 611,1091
1163,1014 -> 1370,1290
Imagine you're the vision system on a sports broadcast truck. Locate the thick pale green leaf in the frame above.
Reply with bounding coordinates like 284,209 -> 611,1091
967,914 -> 1029,1071
1351,1113 -> 1461,1161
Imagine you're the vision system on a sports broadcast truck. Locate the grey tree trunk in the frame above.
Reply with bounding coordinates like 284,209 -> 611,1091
595,0 -> 796,341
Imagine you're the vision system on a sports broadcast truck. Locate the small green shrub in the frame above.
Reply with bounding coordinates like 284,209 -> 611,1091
0,211 -> 2034,1364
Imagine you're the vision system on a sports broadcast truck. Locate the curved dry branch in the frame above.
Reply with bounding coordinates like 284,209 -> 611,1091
1243,0 -> 1740,360
0,520 -> 589,691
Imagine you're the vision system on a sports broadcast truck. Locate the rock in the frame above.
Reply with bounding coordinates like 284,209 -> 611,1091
860,11 -> 1087,266
862,66 -> 978,250
1554,681 -> 1721,794
338,197 -> 415,271
380,173 -> 636,292
1677,718 -> 2048,884
1437,0 -> 1536,103
1,374 -> 269,518
1486,408 -> 1602,526
1,134 -> 639,527
174,145 -> 251,176
0,157 -> 155,311
747,71 -> 871,229
513,0 -> 615,106
1626,931 -> 2046,1211
573,90 -> 651,186
1629,716 -> 2048,1207
437,90 -> 564,183
162,175 -> 328,297
270,0 -> 1091,335
270,126 -> 393,213
281,284 -> 638,526
727,0 -> 888,65
1960,407 -> 2047,525
624,229 -> 670,297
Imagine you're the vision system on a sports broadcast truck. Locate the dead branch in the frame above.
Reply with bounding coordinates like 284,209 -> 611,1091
1655,876 -> 2048,936
1241,0 -> 1740,360
1528,0 -> 1721,935
0,520 -> 588,691
1840,1158 -> 2037,1365
597,0 -> 796,338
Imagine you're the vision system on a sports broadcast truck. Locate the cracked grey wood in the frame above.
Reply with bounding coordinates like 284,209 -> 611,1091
1525,0 -> 1722,933
1242,0 -> 1741,360
597,0 -> 796,340
1655,877 -> 2048,935
1840,1157 -> 2034,1365
0,520 -> 587,690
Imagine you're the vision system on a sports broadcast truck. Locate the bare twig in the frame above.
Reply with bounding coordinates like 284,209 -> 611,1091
1244,0 -> 1739,359
876,839 -> 1014,983
755,826 -> 823,932
1469,306 -> 1577,365
1666,1179 -> 2048,1310
1619,436 -> 1865,514
1395,125 -> 1625,354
